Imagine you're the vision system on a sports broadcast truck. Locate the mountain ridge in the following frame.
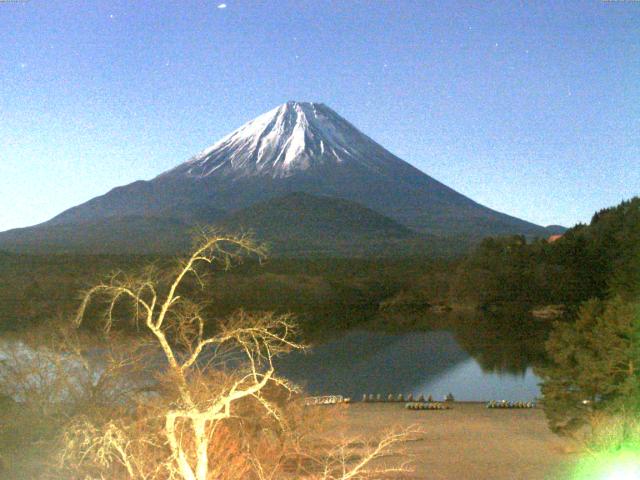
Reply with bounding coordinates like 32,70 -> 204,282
0,101 -> 558,255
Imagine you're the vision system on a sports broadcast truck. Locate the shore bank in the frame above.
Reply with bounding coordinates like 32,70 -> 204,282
328,402 -> 577,479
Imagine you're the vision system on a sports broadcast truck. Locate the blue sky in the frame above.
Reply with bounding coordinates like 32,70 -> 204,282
1,0 -> 638,232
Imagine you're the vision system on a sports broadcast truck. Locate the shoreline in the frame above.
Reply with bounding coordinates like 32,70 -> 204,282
326,402 -> 577,479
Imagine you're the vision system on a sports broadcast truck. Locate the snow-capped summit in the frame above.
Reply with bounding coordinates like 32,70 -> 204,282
164,101 -> 393,179
6,100 -> 554,253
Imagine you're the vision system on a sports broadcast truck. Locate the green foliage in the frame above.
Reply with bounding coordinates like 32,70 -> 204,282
446,197 -> 640,438
0,253 -> 444,338
452,197 -> 640,308
0,253 -> 154,332
537,297 -> 640,435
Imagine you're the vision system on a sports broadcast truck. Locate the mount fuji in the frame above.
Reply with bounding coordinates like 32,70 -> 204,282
0,101 -> 557,255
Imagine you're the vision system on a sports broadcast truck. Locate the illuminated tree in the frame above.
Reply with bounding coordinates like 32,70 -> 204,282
538,296 -> 640,438
66,231 -> 416,480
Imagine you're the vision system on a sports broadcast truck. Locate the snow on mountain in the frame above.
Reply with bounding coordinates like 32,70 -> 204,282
162,101 -> 392,179
0,100 -> 554,254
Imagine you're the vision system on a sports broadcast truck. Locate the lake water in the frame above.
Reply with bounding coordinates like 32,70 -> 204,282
0,317 -> 544,403
276,330 -> 541,402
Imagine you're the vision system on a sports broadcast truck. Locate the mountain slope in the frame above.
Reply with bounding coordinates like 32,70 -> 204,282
220,192 -> 415,238
0,101 -> 553,255
217,192 -> 423,256
0,193 -> 470,257
0,217 -> 194,254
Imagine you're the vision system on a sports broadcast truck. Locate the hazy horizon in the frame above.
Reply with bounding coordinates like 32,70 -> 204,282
2,0 -> 639,232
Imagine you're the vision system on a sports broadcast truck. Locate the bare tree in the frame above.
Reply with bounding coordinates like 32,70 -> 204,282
63,232 -> 417,480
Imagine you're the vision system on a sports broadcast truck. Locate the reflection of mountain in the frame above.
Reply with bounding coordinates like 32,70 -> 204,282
417,359 -> 540,402
449,308 -> 549,375
275,330 -> 469,397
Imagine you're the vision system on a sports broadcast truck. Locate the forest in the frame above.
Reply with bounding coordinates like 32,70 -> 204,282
0,197 -> 638,477
1,198 -> 638,336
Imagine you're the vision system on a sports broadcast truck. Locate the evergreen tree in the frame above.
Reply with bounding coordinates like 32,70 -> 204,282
537,297 -> 640,435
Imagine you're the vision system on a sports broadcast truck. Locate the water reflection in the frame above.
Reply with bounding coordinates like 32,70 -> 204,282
277,329 -> 542,401
417,359 -> 540,401
449,306 -> 549,375
276,330 -> 469,397
278,307 -> 549,401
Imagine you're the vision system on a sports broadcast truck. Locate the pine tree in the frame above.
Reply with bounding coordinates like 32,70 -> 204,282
537,297 -> 640,435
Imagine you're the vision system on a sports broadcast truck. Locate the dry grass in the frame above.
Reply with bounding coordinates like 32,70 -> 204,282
333,402 -> 578,480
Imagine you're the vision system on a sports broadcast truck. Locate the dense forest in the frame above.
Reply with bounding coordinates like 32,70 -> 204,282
1,197 -> 637,338
454,197 -> 640,308
531,198 -> 640,437
0,251 -> 448,337
429,195 -> 639,439
0,197 -> 638,477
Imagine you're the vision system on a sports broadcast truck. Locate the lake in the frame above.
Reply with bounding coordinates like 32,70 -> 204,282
276,330 -> 541,402
0,308 -> 546,403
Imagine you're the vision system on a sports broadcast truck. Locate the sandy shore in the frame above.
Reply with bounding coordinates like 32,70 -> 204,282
330,402 -> 578,480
